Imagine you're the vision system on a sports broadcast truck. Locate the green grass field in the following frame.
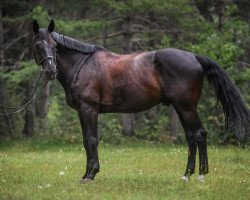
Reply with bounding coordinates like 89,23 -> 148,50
0,140 -> 249,200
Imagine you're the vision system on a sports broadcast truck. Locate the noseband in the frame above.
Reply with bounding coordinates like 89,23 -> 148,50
36,55 -> 56,72
39,56 -> 56,65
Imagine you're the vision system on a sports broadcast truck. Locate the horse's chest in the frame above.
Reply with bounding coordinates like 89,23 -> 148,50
65,89 -> 80,110
66,81 -> 101,108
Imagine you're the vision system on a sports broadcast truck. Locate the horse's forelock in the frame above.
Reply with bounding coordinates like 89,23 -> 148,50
36,29 -> 56,45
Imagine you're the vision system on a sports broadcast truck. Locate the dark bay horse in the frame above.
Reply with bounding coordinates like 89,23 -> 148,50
32,20 -> 250,183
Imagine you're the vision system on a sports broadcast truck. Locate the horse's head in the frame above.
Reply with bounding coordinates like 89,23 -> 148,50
33,20 -> 57,80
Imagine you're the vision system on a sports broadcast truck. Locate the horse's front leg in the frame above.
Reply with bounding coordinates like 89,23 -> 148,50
78,112 -> 90,180
78,103 -> 99,183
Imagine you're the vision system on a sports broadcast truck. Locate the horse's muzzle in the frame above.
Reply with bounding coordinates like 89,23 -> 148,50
45,69 -> 58,80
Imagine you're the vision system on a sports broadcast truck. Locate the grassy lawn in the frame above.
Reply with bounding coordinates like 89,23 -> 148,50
0,140 -> 249,200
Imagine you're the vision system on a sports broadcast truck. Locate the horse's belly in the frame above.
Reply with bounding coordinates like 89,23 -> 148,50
99,102 -> 161,113
99,89 -> 162,113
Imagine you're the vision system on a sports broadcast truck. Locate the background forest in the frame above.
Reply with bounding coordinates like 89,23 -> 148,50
0,0 -> 249,144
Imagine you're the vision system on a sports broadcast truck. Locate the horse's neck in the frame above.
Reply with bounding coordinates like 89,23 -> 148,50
56,48 -> 82,84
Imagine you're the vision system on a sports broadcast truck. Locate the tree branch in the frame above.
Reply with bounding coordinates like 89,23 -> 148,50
3,32 -> 30,51
1,48 -> 28,71
87,29 -> 179,42
132,24 -> 147,30
86,9 -> 114,20
17,20 -> 25,32
132,29 -> 180,34
3,29 -> 10,35
134,40 -> 146,50
87,31 -> 124,41
13,48 -> 28,69
134,16 -> 161,29
236,61 -> 250,68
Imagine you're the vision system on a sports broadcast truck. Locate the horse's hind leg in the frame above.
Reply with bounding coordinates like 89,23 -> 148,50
174,105 -> 208,181
176,112 -> 197,181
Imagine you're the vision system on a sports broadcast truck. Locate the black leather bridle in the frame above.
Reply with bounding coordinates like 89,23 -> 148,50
34,34 -> 57,71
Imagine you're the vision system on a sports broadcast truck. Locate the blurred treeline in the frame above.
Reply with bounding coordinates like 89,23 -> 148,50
0,0 -> 249,144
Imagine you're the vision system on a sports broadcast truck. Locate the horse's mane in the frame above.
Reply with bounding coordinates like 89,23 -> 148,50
38,29 -> 106,53
52,32 -> 106,53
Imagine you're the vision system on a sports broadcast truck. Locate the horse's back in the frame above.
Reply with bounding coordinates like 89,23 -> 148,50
155,48 -> 202,73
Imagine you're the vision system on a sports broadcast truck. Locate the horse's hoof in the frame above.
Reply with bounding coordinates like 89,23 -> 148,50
197,175 -> 205,182
181,175 -> 189,181
81,178 -> 93,184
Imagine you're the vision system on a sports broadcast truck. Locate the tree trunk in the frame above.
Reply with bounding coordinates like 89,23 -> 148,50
0,10 -> 14,139
0,107 -> 14,139
0,79 -> 14,139
0,9 -> 4,67
123,16 -> 133,52
22,24 -> 37,137
121,15 -> 135,137
122,114 -> 134,137
22,81 -> 35,137
195,0 -> 213,22
36,78 -> 50,131
169,106 -> 179,141
148,12 -> 156,49
102,24 -> 108,47
0,9 -> 5,137
217,0 -> 225,31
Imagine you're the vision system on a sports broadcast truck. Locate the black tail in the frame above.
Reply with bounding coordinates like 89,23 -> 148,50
195,55 -> 250,141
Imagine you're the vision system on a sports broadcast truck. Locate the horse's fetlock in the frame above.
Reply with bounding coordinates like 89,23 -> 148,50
92,162 -> 100,172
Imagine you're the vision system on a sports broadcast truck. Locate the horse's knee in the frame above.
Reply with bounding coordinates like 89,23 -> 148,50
193,128 -> 207,144
83,136 -> 98,152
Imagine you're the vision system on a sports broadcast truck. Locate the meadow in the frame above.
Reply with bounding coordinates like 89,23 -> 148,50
0,140 -> 249,200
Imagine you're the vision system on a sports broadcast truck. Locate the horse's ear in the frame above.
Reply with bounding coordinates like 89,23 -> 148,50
48,20 -> 55,33
33,20 -> 39,34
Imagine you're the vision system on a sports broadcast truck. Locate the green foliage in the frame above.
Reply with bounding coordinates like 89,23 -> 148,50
1,62 -> 38,85
0,62 -> 40,138
135,107 -> 170,141
45,92 -> 81,142
98,114 -> 124,144
1,0 -> 249,144
31,6 -> 50,24
55,19 -> 106,40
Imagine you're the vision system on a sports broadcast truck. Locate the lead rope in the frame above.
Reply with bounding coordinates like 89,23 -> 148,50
0,72 -> 49,116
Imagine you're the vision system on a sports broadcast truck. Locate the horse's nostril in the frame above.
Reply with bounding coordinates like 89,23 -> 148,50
45,70 -> 57,79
